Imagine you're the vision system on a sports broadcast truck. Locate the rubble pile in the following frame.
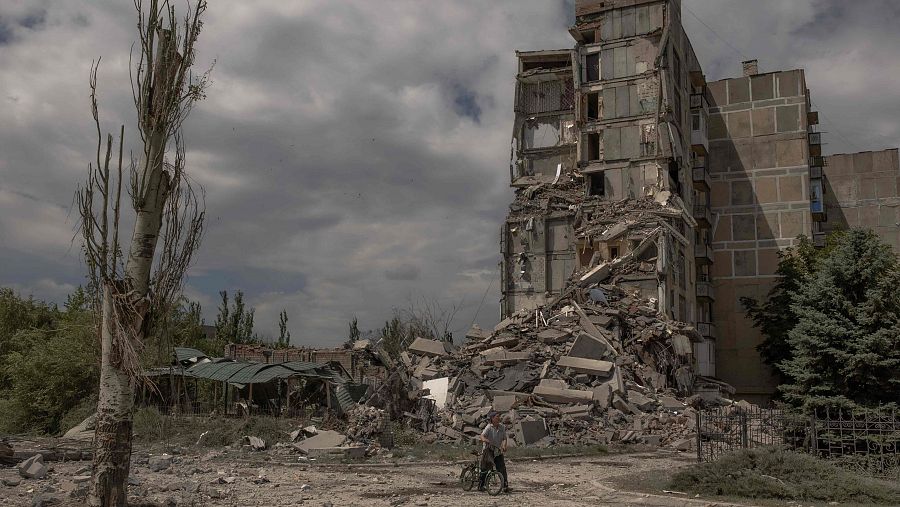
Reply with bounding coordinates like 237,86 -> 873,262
345,406 -> 387,442
399,286 -> 702,450
391,177 -> 714,450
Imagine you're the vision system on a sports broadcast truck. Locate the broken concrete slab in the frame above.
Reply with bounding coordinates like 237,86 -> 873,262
465,325 -> 489,342
490,334 -> 519,348
556,356 -> 614,376
592,385 -> 612,408
293,430 -> 348,453
533,385 -> 594,404
481,351 -> 530,365
17,454 -> 47,479
627,390 -> 657,412
568,333 -> 611,361
62,413 -> 96,441
536,328 -> 570,344
517,419 -> 549,445
408,337 -> 448,357
245,436 -> 266,451
492,395 -> 517,412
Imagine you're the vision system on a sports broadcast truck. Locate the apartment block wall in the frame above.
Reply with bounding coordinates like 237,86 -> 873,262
706,69 -> 813,402
819,149 -> 900,246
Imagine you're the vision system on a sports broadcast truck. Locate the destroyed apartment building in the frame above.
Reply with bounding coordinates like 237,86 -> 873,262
498,0 -> 900,404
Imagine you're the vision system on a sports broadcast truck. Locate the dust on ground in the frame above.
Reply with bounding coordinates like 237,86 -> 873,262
0,442 -> 759,507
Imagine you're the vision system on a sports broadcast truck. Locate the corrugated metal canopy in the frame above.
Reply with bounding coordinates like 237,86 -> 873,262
175,347 -> 207,363
176,359 -> 339,385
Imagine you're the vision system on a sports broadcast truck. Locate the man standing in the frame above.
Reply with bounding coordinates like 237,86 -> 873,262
478,411 -> 509,493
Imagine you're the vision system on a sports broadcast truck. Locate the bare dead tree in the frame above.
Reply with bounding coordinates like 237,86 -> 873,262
76,1 -> 210,504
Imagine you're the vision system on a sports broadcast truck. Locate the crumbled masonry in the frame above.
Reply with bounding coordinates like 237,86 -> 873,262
384,193 -> 740,448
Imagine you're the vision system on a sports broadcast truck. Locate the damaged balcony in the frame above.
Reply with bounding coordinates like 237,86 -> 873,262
696,275 -> 715,302
690,93 -> 709,156
691,160 -> 710,192
694,242 -> 713,266
692,204 -> 712,228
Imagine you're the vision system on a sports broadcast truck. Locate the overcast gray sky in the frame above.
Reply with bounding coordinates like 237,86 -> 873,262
1,0 -> 898,346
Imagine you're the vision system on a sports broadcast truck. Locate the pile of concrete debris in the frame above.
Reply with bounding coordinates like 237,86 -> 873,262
393,257 -> 718,451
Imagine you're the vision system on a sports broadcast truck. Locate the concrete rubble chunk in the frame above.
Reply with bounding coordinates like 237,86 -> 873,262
17,454 -> 47,479
537,328 -> 570,344
533,385 -> 593,404
407,337 -> 448,357
568,333 -> 611,361
492,395 -> 517,412
293,430 -> 348,454
481,351 -> 530,365
517,418 -> 549,445
148,454 -> 173,472
245,436 -> 266,451
556,356 -> 614,376
465,324 -> 489,341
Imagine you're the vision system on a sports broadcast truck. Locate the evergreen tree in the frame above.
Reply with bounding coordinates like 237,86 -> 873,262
741,235 -> 831,378
277,309 -> 290,348
779,229 -> 900,410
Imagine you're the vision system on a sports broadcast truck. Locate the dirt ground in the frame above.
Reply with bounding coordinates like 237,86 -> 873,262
0,444 -> 757,507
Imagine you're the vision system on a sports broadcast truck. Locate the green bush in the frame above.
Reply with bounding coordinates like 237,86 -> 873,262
670,447 -> 900,504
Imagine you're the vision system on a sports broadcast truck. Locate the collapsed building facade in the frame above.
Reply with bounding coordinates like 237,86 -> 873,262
500,0 -> 900,403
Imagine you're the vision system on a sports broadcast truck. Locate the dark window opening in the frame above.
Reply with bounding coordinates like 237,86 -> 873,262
610,246 -> 620,259
587,133 -> 601,161
589,174 -> 605,196
586,92 -> 599,120
521,59 -> 570,72
668,159 -> 682,196
585,53 -> 600,82
582,30 -> 596,44
691,112 -> 701,131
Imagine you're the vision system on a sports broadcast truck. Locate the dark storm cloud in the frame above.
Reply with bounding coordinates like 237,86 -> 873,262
2,0 -> 898,345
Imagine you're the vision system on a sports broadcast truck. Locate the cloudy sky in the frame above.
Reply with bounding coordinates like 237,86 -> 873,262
1,0 -> 898,346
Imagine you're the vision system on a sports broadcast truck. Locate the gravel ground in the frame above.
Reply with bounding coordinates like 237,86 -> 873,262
0,445 -> 751,506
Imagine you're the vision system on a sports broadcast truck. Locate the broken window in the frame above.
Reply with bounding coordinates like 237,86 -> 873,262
668,159 -> 681,196
585,53 -> 600,82
691,112 -> 701,131
588,173 -> 605,196
587,132 -> 601,161
586,92 -> 599,120
610,246 -> 620,259
640,124 -> 656,156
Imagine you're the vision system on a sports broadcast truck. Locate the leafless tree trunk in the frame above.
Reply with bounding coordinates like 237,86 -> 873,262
76,1 -> 210,505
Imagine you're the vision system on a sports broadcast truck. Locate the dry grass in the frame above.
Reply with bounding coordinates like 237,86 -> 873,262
670,447 -> 900,505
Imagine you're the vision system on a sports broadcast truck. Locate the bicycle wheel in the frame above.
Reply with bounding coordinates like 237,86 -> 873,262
484,470 -> 504,496
459,464 -> 477,491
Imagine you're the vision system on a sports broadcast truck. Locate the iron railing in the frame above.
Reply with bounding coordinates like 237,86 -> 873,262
697,406 -> 900,479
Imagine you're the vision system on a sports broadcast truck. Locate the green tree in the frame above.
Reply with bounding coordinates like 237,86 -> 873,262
0,287 -> 99,434
214,290 -> 256,344
741,235 -> 830,378
344,316 -> 361,348
277,309 -> 290,348
779,229 -> 900,410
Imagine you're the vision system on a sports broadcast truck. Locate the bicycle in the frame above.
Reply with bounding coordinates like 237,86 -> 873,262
459,448 -> 504,496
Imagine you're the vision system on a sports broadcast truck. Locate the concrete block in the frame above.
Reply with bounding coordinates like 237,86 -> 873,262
293,430 -> 347,453
779,175 -> 804,201
537,328 -> 570,344
556,356 -> 614,376
727,110 -> 751,138
731,214 -> 756,241
731,180 -> 753,206
728,77 -> 750,104
627,390 -> 657,412
481,351 -> 530,365
593,385 -> 612,408
568,333 -> 609,361
408,337 -> 448,357
734,250 -> 757,277
751,107 -> 775,136
539,378 -> 569,390
17,455 -> 47,479
492,395 -> 517,412
490,334 -> 519,348
776,104 -> 800,132
533,385 -> 594,404
517,419 -> 549,445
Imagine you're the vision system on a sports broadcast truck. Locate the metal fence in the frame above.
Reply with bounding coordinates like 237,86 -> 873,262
697,406 -> 900,479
